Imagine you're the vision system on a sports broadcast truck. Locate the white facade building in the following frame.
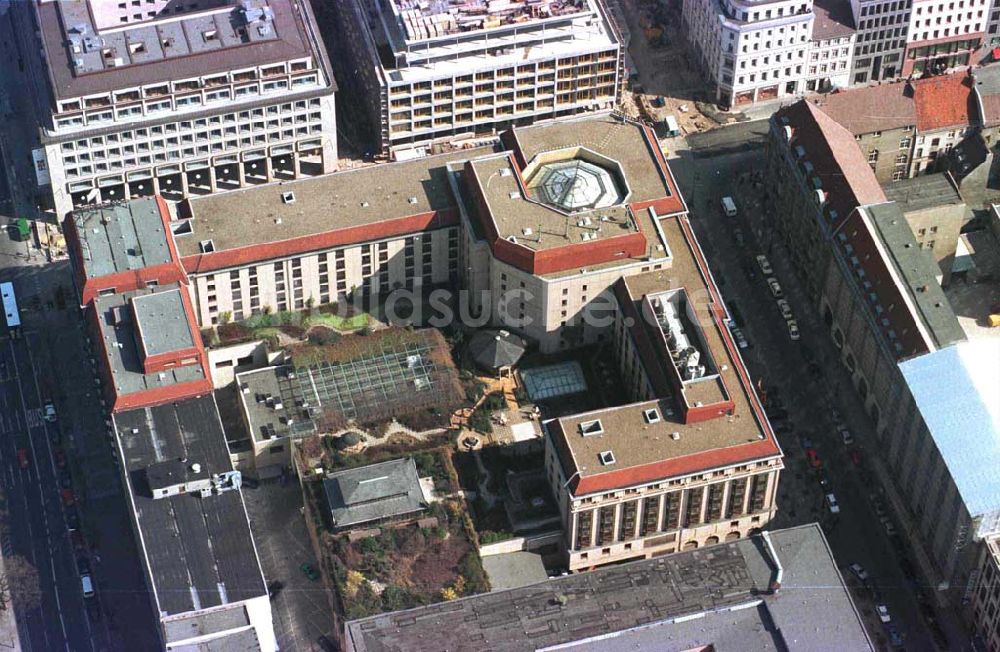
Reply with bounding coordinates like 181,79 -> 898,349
336,0 -> 623,155
33,0 -> 337,219
683,0 -> 817,107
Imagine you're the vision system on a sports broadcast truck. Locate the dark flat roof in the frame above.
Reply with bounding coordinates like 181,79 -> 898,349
862,203 -> 965,349
884,173 -> 965,213
39,0 -> 330,101
70,197 -> 174,279
344,524 -> 873,652
114,395 -> 266,617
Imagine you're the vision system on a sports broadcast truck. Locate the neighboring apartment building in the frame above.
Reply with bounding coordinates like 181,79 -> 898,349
973,534 -> 1000,651
807,71 -> 984,182
29,0 -> 337,219
809,0 -> 858,92
903,0 -> 988,76
884,172 -> 972,280
682,0 -> 817,107
766,100 -> 1000,598
334,0 -> 623,155
344,524 -> 874,652
849,0 -> 911,83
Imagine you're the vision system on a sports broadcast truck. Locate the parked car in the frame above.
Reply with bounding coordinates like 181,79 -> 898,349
756,254 -> 774,276
77,556 -> 91,575
881,517 -> 897,537
54,448 -> 66,469
731,327 -> 750,350
43,401 -> 57,423
16,448 -> 28,469
840,427 -> 854,445
767,277 -> 784,298
786,320 -> 800,340
876,604 -> 891,623
806,448 -> 822,468
849,449 -> 862,466
61,489 -> 75,506
66,507 -> 80,531
81,574 -> 95,599
267,580 -> 284,600
776,299 -> 794,320
849,563 -> 869,581
70,530 -> 86,552
887,625 -> 905,647
301,563 -> 319,582
826,493 -> 840,514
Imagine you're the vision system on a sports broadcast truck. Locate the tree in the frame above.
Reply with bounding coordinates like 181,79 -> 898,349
0,556 -> 41,611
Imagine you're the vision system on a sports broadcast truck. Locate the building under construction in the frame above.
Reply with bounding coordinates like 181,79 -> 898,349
335,0 -> 625,155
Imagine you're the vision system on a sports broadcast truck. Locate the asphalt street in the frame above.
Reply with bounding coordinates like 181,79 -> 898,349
670,138 -> 959,651
0,251 -> 158,652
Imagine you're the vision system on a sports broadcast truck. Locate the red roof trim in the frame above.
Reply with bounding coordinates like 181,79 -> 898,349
181,209 -> 459,274
571,439 -> 780,495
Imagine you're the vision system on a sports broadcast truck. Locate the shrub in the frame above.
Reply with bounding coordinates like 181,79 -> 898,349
279,324 -> 306,339
357,537 -> 384,557
459,552 -> 489,593
483,392 -> 505,411
468,409 -> 492,434
217,322 -> 251,342
308,326 -> 341,346
479,530 -> 514,545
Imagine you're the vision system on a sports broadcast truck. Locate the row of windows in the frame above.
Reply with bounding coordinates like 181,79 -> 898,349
64,126 -> 321,179
57,99 -> 323,153
55,76 -> 320,130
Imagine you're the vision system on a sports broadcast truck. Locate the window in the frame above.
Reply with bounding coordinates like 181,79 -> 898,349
868,149 -> 879,162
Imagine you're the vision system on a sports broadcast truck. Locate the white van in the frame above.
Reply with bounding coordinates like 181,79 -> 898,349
81,574 -> 94,598
721,196 -> 738,217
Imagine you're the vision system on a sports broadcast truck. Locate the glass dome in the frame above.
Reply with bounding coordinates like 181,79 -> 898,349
531,159 -> 624,212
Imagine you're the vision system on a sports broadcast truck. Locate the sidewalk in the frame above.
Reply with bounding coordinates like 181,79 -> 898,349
0,544 -> 24,650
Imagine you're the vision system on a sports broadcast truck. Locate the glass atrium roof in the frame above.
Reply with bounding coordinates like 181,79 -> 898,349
530,159 -> 624,212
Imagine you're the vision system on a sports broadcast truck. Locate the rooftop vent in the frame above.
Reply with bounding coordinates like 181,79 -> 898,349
598,450 -> 616,465
643,408 -> 661,424
199,239 -> 215,253
500,168 -> 511,177
579,420 -> 604,437
508,191 -> 519,200
408,196 -> 418,204
281,191 -> 295,204
190,463 -> 201,474
522,227 -> 533,236
670,431 -> 681,441
507,235 -> 518,244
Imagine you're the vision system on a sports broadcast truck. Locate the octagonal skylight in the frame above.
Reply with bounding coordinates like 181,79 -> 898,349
531,159 -> 624,212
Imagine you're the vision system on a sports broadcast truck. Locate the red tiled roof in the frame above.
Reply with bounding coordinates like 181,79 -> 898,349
808,82 -> 916,135
775,101 -> 887,224
912,74 -> 977,131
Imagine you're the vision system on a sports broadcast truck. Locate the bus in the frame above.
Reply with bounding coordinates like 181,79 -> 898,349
1,282 -> 20,337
